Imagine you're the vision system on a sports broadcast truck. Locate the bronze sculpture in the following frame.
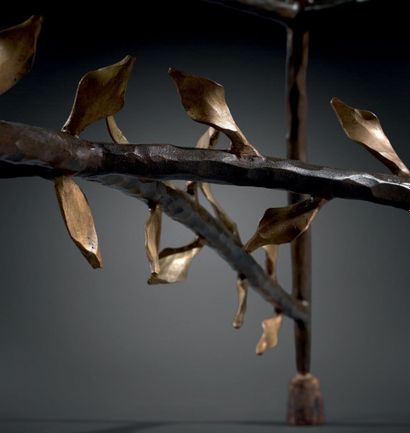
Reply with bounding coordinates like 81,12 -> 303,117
0,2 -> 409,427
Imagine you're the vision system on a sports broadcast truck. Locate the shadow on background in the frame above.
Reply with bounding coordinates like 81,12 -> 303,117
2,418 -> 410,433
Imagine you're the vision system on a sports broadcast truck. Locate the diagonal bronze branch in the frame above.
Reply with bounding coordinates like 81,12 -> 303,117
97,174 -> 307,321
1,120 -> 409,211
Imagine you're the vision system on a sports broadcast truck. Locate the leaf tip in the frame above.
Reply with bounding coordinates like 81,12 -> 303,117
232,318 -> 243,329
256,344 -> 266,356
87,248 -> 103,269
168,67 -> 182,79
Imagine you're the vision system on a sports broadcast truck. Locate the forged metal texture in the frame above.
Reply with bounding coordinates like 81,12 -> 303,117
94,173 -> 308,321
0,121 -> 409,210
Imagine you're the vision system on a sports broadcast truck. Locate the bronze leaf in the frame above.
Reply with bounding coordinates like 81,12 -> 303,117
145,203 -> 162,276
186,127 -> 220,196
264,244 -> 279,281
200,182 -> 239,237
148,238 -> 204,285
168,68 -> 260,156
256,313 -> 284,355
106,115 -> 129,144
54,176 -> 102,269
331,97 -> 410,177
245,197 -> 325,253
62,55 -> 135,136
232,275 -> 248,329
196,126 -> 220,149
0,15 -> 43,95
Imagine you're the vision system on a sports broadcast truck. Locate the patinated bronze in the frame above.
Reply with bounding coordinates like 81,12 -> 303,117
0,3 -> 408,427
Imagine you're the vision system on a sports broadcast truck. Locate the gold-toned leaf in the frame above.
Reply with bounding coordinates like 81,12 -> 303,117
145,203 -> 162,275
106,115 -> 129,144
62,55 -> 135,136
263,244 -> 279,281
233,275 -> 248,329
186,127 -> 220,196
200,182 -> 239,237
196,126 -> 220,149
54,176 -> 102,269
245,197 -> 325,253
169,68 -> 260,156
0,15 -> 43,95
256,313 -> 284,355
148,238 -> 204,284
331,97 -> 410,177
186,127 -> 240,237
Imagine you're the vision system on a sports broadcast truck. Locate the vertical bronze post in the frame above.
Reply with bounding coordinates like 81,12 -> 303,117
285,21 -> 324,426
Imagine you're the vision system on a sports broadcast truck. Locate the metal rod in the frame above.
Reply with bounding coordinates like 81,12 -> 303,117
286,25 -> 311,374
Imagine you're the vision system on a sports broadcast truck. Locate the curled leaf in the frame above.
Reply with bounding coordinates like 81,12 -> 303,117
62,55 -> 135,136
186,127 -> 240,237
145,203 -> 162,275
200,182 -> 239,237
106,115 -> 129,144
186,127 -> 220,196
196,126 -> 220,149
169,68 -> 260,156
263,244 -> 279,281
0,15 -> 43,95
54,176 -> 102,268
245,197 -> 325,253
256,313 -> 284,355
233,275 -> 248,329
148,238 -> 204,284
331,97 -> 410,177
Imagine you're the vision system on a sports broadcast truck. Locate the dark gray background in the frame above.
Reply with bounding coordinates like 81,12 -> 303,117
1,1 -> 409,432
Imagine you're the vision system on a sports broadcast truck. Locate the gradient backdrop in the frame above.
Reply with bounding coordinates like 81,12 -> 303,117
0,2 -> 409,432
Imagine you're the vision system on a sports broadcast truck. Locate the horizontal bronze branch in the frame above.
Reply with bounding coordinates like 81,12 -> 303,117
1,121 -> 409,211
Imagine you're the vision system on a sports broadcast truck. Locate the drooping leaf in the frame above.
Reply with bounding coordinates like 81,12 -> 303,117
148,238 -> 204,284
263,244 -> 279,281
232,275 -> 248,329
196,126 -> 220,149
200,182 -> 239,237
331,97 -> 410,177
0,15 -> 43,95
186,127 -> 219,196
62,55 -> 135,136
256,313 -> 284,355
245,197 -> 325,253
106,115 -> 129,144
169,68 -> 260,156
145,203 -> 162,275
54,176 -> 102,268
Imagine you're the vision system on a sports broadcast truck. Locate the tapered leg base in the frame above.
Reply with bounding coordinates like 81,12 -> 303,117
287,373 -> 325,425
